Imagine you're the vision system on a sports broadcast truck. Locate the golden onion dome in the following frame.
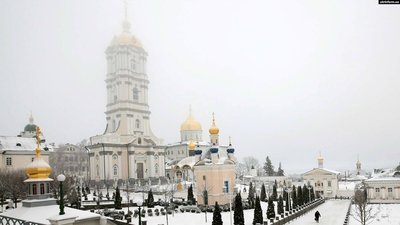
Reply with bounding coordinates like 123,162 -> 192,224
25,158 -> 52,179
209,113 -> 219,135
180,113 -> 202,131
25,126 -> 52,179
188,140 -> 196,150
110,33 -> 142,48
110,19 -> 142,48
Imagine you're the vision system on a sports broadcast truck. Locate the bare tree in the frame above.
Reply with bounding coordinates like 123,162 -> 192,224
5,170 -> 26,208
0,171 -> 8,212
242,157 -> 259,175
351,188 -> 377,225
235,162 -> 247,179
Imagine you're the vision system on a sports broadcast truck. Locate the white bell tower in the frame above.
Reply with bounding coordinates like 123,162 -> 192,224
104,6 -> 156,140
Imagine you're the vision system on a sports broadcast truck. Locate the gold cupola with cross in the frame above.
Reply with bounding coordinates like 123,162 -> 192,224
25,127 -> 52,179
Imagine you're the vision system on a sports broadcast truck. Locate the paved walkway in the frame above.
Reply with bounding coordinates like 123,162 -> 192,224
288,200 -> 350,225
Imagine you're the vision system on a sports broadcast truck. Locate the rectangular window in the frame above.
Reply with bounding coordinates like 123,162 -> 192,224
224,181 -> 229,193
328,181 -> 332,187
375,188 -> 380,192
40,183 -> 45,194
203,175 -> 206,181
388,188 -> 393,192
6,157 -> 12,166
31,157 -> 34,162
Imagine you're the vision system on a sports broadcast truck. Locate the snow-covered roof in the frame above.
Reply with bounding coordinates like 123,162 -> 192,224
0,136 -> 54,152
303,167 -> 340,176
1,203 -> 101,224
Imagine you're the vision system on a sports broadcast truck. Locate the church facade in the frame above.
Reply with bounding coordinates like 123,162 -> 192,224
87,13 -> 164,184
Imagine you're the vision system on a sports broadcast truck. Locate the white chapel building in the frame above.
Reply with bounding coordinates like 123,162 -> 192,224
88,12 -> 165,184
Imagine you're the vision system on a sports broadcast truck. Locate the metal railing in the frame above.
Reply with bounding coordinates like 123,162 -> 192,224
0,215 -> 44,225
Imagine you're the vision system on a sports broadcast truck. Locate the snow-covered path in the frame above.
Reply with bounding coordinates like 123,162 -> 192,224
288,200 -> 350,225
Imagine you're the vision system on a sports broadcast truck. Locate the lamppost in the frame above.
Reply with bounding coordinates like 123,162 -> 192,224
84,146 -> 91,188
284,187 -> 292,211
307,185 -> 312,203
57,174 -> 66,215
137,200 -> 143,225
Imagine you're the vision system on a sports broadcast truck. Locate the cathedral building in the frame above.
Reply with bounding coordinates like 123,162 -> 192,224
87,12 -> 164,184
165,112 -> 230,182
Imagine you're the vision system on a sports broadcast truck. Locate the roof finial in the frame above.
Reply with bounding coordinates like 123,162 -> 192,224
212,112 -> 215,124
122,0 -> 131,33
124,0 -> 128,20
29,111 -> 34,124
35,127 -> 42,158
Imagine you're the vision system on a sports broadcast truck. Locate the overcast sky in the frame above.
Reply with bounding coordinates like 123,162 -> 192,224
1,0 -> 399,173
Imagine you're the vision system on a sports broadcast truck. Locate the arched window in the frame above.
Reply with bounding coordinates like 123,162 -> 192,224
113,165 -> 118,176
133,88 -> 139,101
138,138 -> 142,145
96,165 -> 99,176
131,59 -> 136,71
135,119 -> 140,129
32,184 -> 37,195
40,183 -> 45,194
155,164 -> 159,174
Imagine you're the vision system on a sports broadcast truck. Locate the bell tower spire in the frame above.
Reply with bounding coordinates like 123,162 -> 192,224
122,0 -> 131,33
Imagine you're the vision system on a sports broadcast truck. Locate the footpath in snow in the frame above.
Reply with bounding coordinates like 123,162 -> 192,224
288,199 -> 350,225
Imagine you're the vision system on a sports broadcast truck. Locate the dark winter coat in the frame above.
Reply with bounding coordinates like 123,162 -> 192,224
315,211 -> 321,219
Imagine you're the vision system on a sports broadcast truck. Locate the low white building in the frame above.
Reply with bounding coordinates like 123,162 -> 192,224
302,154 -> 340,198
364,167 -> 400,203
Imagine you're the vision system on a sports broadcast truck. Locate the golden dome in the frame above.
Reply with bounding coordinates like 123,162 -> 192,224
111,33 -> 142,48
25,158 -> 52,179
209,113 -> 219,135
188,140 -> 196,150
25,126 -> 52,179
181,111 -> 202,131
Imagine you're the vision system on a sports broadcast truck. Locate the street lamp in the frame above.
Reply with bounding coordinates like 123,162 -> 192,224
57,174 -> 66,215
137,200 -> 143,225
307,185 -> 312,203
284,187 -> 292,211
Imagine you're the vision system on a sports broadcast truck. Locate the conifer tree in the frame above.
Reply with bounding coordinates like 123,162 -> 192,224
147,189 -> 154,207
187,184 -> 194,204
266,198 -> 275,219
212,201 -> 223,225
260,183 -> 267,202
285,193 -> 289,212
297,186 -> 303,206
310,186 -> 315,201
114,186 -> 122,209
248,182 -> 255,208
276,162 -> 285,176
272,182 -> 278,201
234,193 -> 244,225
252,196 -> 263,225
292,185 -> 297,208
263,156 -> 274,176
277,195 -> 284,215
302,184 -> 309,204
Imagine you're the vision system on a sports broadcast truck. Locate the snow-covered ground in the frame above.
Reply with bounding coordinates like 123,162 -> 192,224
348,204 -> 400,225
288,200 -> 350,225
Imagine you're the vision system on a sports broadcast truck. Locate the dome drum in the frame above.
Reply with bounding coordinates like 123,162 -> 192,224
210,147 -> 219,154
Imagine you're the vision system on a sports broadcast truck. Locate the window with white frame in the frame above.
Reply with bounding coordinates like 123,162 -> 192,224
375,188 -> 380,192
113,165 -> 118,176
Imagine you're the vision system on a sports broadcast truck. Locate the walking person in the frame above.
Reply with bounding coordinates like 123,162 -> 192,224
314,210 -> 321,223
